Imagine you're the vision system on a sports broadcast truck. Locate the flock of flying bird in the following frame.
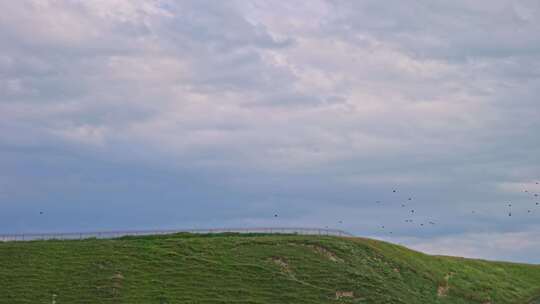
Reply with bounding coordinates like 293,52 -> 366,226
270,181 -> 540,236
510,183 -> 540,217
372,189 -> 439,235
373,181 -> 540,235
36,183 -> 538,236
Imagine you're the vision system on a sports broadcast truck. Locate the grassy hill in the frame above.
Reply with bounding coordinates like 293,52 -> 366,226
1,233 -> 540,303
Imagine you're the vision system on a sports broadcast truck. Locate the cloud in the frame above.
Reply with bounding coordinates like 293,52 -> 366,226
400,227 -> 540,262
0,0 -> 539,262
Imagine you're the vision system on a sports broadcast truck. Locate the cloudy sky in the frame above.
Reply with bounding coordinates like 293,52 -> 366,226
1,0 -> 540,262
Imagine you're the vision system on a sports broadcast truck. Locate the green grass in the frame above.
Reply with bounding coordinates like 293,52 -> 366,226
1,233 -> 540,303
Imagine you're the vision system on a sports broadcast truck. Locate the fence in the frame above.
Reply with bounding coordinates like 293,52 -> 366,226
0,227 -> 353,242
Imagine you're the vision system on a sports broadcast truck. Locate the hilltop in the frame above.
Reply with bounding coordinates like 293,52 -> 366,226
1,233 -> 540,303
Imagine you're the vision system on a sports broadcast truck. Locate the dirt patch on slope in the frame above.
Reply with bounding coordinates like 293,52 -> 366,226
335,291 -> 354,300
437,273 -> 453,297
110,272 -> 124,297
270,256 -> 295,278
437,285 -> 449,297
306,244 -> 343,262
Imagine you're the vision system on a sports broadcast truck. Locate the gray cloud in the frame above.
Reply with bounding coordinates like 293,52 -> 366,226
1,0 -> 539,262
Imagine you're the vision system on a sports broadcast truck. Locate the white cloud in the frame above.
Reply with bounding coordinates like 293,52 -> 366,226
400,227 -> 540,262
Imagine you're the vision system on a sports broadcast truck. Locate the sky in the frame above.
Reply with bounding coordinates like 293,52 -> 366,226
1,0 -> 540,263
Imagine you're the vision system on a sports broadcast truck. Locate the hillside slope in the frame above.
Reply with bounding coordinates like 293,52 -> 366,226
1,233 -> 540,303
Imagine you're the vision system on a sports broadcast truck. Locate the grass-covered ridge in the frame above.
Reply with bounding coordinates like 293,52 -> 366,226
1,233 -> 540,303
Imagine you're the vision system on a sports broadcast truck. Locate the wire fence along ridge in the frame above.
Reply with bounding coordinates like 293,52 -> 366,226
0,227 -> 353,242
